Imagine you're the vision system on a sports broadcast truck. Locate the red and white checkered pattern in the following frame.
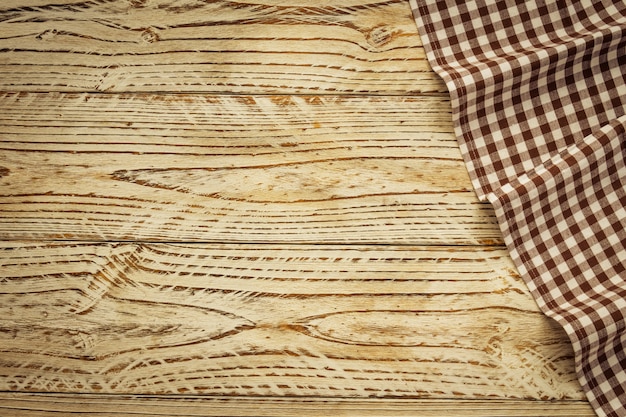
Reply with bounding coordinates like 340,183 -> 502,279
410,1 -> 626,416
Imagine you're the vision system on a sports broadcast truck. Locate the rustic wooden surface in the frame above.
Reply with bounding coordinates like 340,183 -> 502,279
0,92 -> 499,244
0,0 -> 594,415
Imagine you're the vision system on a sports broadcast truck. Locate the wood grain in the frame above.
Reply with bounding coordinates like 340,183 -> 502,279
0,0 -> 445,94
0,92 -> 500,244
0,394 -> 596,417
0,0 -> 590,414
0,242 -> 583,399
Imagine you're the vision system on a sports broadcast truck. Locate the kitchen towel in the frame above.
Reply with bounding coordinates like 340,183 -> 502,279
410,1 -> 626,416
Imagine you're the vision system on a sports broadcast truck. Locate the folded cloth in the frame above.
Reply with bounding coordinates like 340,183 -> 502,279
409,1 -> 626,416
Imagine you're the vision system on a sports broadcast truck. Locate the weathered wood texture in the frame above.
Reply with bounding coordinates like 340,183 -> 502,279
0,0 -> 446,94
0,394 -> 596,417
0,92 -> 499,244
1,242 -> 582,399
0,0 -> 590,415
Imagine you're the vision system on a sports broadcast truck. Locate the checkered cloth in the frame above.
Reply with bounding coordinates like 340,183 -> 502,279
410,1 -> 626,416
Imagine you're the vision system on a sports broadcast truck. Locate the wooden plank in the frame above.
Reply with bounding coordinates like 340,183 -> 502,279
0,92 -> 500,244
0,0 -> 445,94
0,394 -> 596,417
0,242 -> 583,399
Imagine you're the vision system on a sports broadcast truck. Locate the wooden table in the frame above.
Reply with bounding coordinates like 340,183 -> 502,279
0,1 -> 595,415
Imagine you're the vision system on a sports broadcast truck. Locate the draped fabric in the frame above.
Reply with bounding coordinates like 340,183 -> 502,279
409,1 -> 626,416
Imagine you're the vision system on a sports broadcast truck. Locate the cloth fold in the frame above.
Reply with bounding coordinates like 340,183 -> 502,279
410,1 -> 626,416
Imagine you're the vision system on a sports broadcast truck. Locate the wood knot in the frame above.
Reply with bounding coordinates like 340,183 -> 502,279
0,166 -> 9,178
365,25 -> 396,49
140,27 -> 160,44
484,336 -> 503,358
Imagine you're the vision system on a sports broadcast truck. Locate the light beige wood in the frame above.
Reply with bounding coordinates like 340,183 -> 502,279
0,0 -> 591,414
0,0 -> 445,94
0,394 -> 596,417
0,242 -> 582,399
0,92 -> 499,244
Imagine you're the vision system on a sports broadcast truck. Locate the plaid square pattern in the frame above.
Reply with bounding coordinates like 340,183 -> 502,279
410,1 -> 626,416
